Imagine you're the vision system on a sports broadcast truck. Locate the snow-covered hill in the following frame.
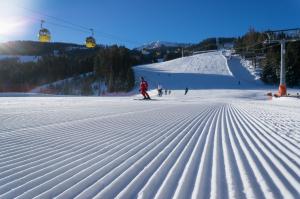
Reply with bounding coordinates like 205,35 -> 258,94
136,52 -> 232,75
134,52 -> 266,90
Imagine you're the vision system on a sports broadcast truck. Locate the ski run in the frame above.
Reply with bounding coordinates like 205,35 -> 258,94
0,52 -> 299,199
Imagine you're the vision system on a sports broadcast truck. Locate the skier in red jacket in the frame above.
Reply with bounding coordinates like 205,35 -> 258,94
139,77 -> 151,99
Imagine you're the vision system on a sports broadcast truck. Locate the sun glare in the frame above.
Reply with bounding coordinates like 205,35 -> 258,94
0,19 -> 27,35
0,0 -> 35,38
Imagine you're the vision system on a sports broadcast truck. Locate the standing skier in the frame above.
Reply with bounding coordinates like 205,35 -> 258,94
140,77 -> 151,99
185,87 -> 189,95
157,84 -> 163,97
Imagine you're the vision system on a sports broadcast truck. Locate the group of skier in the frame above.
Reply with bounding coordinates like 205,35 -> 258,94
139,76 -> 188,99
157,84 -> 171,97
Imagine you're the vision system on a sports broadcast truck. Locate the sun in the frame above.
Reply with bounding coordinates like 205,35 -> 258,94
0,0 -> 34,37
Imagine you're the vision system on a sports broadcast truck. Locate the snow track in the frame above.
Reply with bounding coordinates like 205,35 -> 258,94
0,96 -> 299,199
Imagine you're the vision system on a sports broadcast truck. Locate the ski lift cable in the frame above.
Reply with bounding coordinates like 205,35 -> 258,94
23,14 -> 91,34
234,28 -> 300,52
15,5 -> 90,33
18,5 -> 92,31
248,43 -> 281,52
264,28 -> 300,43
236,37 -> 299,53
25,13 -> 140,45
238,43 -> 281,54
234,40 -> 267,51
16,4 -> 143,46
265,28 -> 300,33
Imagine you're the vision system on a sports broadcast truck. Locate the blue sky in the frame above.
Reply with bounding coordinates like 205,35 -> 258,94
0,0 -> 299,48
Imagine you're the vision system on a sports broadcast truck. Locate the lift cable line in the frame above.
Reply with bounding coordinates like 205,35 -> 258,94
20,14 -> 96,48
233,28 -> 299,52
266,28 -> 300,33
23,14 -> 92,35
239,43 -> 281,53
234,40 -> 266,51
15,4 -> 144,46
18,5 -> 92,32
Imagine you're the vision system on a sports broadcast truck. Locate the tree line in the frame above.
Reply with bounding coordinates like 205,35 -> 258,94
0,54 -> 94,92
0,43 -> 141,93
94,45 -> 135,92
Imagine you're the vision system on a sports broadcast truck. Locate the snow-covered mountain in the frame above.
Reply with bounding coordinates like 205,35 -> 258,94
135,41 -> 191,50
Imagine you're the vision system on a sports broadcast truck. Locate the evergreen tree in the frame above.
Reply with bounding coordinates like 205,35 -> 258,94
286,41 -> 300,87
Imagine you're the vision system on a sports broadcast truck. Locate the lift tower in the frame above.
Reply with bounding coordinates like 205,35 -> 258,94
264,28 -> 300,96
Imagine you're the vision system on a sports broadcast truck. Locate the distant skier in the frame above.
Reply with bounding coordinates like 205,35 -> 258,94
157,84 -> 163,97
165,89 -> 168,95
185,87 -> 189,95
139,77 -> 151,99
169,90 -> 171,95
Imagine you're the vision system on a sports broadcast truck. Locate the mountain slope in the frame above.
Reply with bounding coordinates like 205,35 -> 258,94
134,51 -> 266,90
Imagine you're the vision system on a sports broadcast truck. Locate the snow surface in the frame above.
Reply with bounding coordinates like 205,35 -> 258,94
240,57 -> 262,81
136,52 -> 232,76
30,72 -> 95,94
0,52 -> 299,199
0,55 -> 39,63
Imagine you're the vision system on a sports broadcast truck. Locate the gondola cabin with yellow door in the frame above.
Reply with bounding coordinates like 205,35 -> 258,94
86,37 -> 96,48
39,29 -> 51,42
86,29 -> 96,48
38,20 -> 51,43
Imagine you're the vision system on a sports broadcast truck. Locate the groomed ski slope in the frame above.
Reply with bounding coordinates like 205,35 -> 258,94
135,52 -> 232,75
0,52 -> 299,199
134,52 -> 266,91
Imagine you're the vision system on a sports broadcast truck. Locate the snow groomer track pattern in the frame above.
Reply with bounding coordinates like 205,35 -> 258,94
0,97 -> 299,199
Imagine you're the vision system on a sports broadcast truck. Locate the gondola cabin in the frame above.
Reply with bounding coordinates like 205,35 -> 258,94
38,20 -> 51,43
86,36 -> 96,48
39,28 -> 51,42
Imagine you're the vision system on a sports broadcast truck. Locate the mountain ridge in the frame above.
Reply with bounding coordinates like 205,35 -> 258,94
135,41 -> 191,50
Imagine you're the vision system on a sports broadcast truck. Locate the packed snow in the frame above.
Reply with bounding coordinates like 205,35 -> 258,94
136,52 -> 232,75
0,52 -> 299,199
240,58 -> 263,81
0,54 -> 39,63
